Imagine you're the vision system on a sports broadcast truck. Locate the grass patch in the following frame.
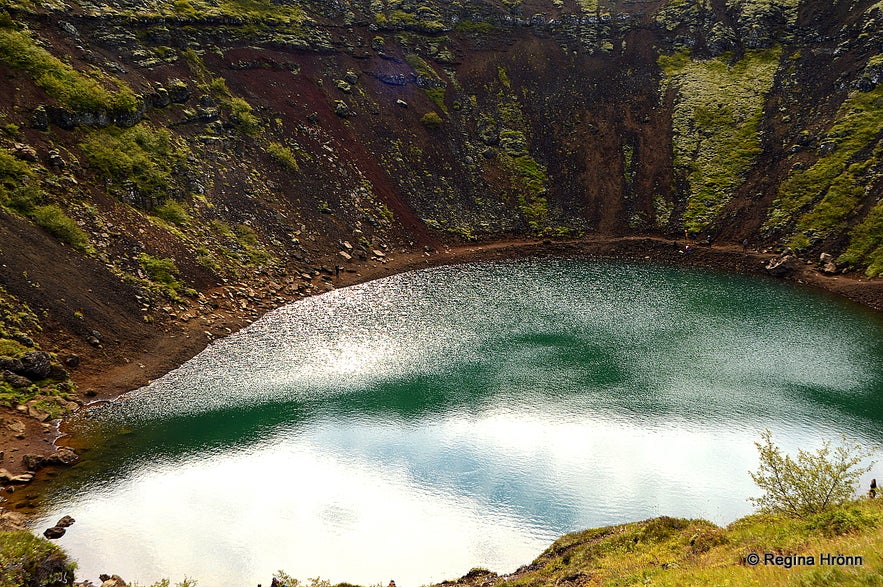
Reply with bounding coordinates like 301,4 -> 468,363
266,141 -> 299,172
0,531 -> 77,587
0,286 -> 40,338
30,204 -> 90,251
80,124 -> 188,201
839,199 -> 883,277
138,253 -> 188,301
661,48 -> 781,233
152,199 -> 190,226
0,337 -> 29,357
0,25 -> 136,113
420,111 -> 443,129
499,498 -> 883,587
230,97 -> 261,135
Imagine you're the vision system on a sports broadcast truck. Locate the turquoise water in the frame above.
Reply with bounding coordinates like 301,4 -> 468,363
34,259 -> 883,586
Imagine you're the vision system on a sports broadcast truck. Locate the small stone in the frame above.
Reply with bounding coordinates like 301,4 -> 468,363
11,143 -> 38,162
56,515 -> 76,528
43,526 -> 66,539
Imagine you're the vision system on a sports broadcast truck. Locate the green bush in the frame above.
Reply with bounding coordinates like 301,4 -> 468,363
5,183 -> 42,215
152,199 -> 190,226
230,98 -> 261,135
420,111 -> 443,128
805,505 -> 873,537
80,125 -> 187,199
266,142 -> 299,172
0,149 -> 32,188
0,27 -> 136,113
0,530 -> 76,587
138,253 -> 188,300
749,430 -> 875,517
139,254 -> 180,287
30,205 -> 90,251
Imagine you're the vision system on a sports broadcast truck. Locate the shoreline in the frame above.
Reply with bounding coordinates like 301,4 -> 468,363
2,235 -> 882,512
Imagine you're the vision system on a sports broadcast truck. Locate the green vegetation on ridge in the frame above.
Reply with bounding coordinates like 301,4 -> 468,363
660,48 -> 780,234
766,84 -> 883,275
0,16 -> 137,114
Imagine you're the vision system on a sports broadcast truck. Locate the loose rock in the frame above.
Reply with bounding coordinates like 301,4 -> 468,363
20,351 -> 53,380
43,526 -> 66,539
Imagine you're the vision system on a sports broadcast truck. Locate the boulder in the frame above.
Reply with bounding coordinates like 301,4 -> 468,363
48,364 -> 70,381
31,105 -> 49,131
63,354 -> 80,369
0,357 -> 24,372
765,253 -> 799,276
12,333 -> 34,347
43,526 -> 66,539
47,149 -> 67,169
47,448 -> 79,466
19,351 -> 52,380
0,469 -> 33,483
56,515 -> 76,528
333,100 -> 352,118
11,143 -> 38,162
819,252 -> 839,274
100,575 -> 128,587
166,79 -> 191,103
3,370 -> 32,389
22,454 -> 46,471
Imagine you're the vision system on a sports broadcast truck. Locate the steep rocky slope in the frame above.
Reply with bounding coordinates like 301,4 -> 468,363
0,0 -> 881,459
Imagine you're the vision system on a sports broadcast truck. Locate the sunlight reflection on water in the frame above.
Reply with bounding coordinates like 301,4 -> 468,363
35,259 -> 883,587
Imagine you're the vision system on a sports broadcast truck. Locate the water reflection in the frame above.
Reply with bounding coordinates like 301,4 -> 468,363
33,259 -> 883,587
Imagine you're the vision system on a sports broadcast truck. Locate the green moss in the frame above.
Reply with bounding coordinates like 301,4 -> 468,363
0,531 -> 77,587
266,141 -> 300,172
0,149 -> 33,189
0,338 -> 29,357
420,111 -> 443,128
30,205 -> 90,251
405,53 -> 447,111
139,253 -> 185,300
152,199 -> 190,226
0,26 -> 136,113
210,218 -> 236,239
767,85 -> 883,257
839,199 -> 883,277
0,285 -> 40,338
230,97 -> 261,135
80,124 -> 189,200
661,48 -> 781,233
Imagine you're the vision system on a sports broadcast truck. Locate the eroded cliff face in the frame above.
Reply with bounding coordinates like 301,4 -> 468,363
0,0 -> 880,419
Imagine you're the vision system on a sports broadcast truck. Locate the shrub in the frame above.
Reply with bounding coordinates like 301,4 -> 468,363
266,142 -> 299,172
230,97 -> 261,135
80,125 -> 187,199
139,254 -> 180,287
152,199 -> 190,226
0,530 -> 77,587
30,205 -> 90,251
420,111 -> 443,128
805,505 -> 873,537
749,430 -> 875,517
